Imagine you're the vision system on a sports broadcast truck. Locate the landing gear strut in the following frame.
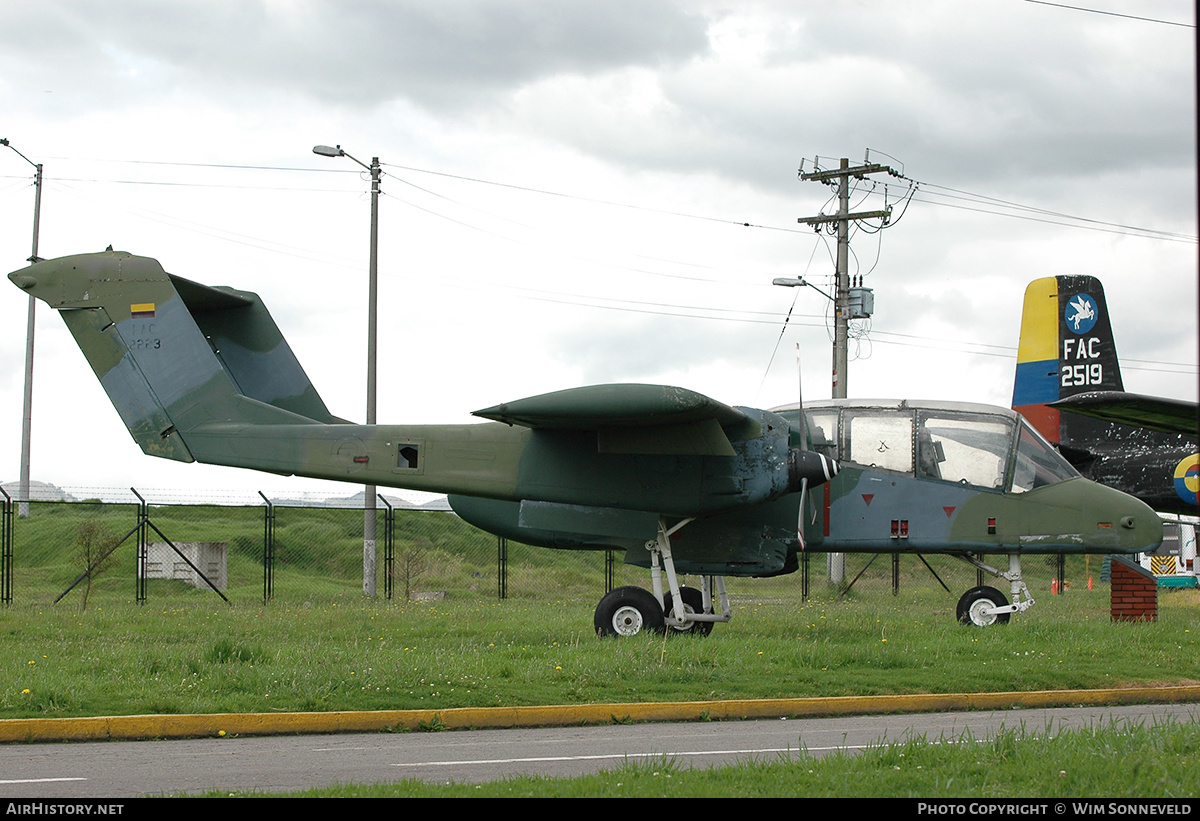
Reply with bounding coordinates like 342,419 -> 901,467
593,517 -> 732,638
954,553 -> 1035,626
663,586 -> 714,636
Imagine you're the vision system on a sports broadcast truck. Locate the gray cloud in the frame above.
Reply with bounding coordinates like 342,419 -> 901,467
5,0 -> 1189,210
1,1 -> 710,114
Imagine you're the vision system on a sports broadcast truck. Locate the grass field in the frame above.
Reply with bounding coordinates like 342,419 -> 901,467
4,550 -> 1199,797
3,577 -> 1198,719
4,501 -> 1199,797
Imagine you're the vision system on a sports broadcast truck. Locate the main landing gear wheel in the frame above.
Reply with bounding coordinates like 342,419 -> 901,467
956,585 -> 1012,626
663,586 -> 713,636
594,586 -> 665,637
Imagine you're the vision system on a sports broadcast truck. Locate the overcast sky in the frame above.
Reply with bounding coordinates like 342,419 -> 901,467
1,0 -> 1195,503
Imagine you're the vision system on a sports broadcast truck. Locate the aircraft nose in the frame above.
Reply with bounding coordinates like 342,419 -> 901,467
1093,482 -> 1163,553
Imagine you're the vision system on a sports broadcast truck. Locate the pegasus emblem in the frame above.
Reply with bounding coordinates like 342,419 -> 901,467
1067,295 -> 1095,332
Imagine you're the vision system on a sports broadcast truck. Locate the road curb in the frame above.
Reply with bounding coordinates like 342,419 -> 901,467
3,685 -> 1197,743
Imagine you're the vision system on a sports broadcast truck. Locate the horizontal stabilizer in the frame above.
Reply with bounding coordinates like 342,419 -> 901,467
1052,391 -> 1200,437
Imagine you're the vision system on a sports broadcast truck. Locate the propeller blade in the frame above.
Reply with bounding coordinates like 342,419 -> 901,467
796,343 -> 808,550
797,478 -> 808,550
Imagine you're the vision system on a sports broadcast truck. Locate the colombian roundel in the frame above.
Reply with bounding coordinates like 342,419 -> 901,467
1174,454 -> 1200,507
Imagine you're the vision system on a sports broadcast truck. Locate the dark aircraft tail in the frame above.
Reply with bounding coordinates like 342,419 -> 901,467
1011,275 -> 1123,454
1012,275 -> 1198,514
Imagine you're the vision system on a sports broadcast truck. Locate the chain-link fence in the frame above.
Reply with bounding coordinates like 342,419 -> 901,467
0,489 -> 1102,610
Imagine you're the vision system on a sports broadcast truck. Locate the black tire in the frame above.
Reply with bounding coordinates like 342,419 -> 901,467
663,586 -> 713,636
956,585 -> 1011,626
594,586 -> 665,637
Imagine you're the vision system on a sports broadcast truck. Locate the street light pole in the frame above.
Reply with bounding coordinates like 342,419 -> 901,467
2,139 -> 44,518
772,276 -> 837,396
773,274 -> 843,583
313,144 -> 381,598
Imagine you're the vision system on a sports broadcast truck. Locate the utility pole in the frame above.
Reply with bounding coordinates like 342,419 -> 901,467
797,155 -> 899,586
797,157 -> 895,399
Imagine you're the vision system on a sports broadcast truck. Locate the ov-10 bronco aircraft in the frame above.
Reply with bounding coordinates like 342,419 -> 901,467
9,251 -> 1162,633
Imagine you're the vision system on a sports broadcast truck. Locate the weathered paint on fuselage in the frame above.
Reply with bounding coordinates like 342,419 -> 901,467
14,252 -> 809,521
451,458 -> 1161,580
823,466 -> 1159,555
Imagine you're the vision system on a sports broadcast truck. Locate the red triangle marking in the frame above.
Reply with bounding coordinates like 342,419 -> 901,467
862,494 -> 874,506
943,506 -> 956,518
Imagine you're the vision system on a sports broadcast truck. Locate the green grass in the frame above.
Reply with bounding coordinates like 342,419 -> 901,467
2,586 -> 1198,719
211,719 -> 1198,798
6,501 -> 1198,798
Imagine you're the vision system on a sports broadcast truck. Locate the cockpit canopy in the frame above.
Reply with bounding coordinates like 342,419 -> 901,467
772,400 -> 1079,493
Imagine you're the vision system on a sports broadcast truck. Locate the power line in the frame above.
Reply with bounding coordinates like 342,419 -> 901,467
913,181 -> 1198,242
22,156 -> 1196,245
1023,0 -> 1195,28
24,172 -> 1200,373
15,157 -> 1197,375
383,161 -> 804,234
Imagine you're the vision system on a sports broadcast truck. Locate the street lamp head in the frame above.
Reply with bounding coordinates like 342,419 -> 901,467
312,144 -> 345,157
772,277 -> 807,288
0,138 -> 9,147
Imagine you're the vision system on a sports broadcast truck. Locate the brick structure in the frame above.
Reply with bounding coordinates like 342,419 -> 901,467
1109,555 -> 1157,622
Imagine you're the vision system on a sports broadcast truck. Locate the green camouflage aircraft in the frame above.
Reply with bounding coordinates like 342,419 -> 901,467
9,251 -> 1162,634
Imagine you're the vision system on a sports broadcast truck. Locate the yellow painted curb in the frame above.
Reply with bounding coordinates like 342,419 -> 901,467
2,685 -> 1197,743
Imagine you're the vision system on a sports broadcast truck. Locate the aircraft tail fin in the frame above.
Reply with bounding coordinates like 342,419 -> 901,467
1012,275 -> 1123,451
9,251 -> 345,463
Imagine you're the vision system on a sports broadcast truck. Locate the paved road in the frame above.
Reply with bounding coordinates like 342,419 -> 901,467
1,702 -> 1196,797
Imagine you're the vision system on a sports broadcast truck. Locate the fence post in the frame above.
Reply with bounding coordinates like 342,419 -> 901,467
258,492 -> 274,603
801,550 -> 809,601
0,487 -> 12,605
497,536 -> 508,599
379,494 -> 394,600
132,488 -> 148,605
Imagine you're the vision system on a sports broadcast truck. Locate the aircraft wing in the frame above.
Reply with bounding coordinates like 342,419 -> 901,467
472,384 -> 757,456
1050,391 -> 1199,437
